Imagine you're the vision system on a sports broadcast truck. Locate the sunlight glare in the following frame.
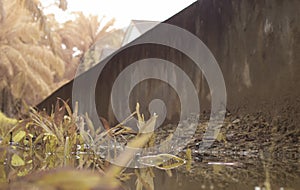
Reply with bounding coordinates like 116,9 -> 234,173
41,0 -> 196,28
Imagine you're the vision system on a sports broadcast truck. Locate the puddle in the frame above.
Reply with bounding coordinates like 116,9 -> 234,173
0,110 -> 299,189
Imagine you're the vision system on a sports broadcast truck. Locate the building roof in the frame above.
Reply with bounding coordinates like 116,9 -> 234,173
130,20 -> 159,33
122,20 -> 159,46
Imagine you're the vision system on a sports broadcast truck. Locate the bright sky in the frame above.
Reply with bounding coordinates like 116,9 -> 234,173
41,0 -> 196,28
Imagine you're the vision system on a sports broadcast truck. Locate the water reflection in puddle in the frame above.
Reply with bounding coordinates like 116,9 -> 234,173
0,144 -> 299,190
124,153 -> 299,190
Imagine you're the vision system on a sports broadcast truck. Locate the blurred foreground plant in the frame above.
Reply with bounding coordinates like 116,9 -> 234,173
0,100 -> 173,190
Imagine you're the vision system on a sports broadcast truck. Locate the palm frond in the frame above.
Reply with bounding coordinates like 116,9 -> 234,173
0,0 -> 5,23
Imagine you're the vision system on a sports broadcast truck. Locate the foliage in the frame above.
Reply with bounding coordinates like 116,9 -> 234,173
1,100 -> 298,189
0,0 -> 66,115
0,100 -> 180,189
55,12 -> 124,77
0,112 -> 18,143
0,0 -> 124,117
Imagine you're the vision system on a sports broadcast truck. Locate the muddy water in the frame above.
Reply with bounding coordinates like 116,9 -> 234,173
123,154 -> 299,190
0,144 -> 299,190
1,110 -> 299,190
124,111 -> 300,190
155,157 -> 299,190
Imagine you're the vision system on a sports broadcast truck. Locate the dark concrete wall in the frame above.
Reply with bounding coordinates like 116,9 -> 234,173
37,0 -> 300,126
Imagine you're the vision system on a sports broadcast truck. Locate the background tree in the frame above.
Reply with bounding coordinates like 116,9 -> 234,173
0,0 -> 124,117
55,12 -> 124,79
0,0 -> 65,116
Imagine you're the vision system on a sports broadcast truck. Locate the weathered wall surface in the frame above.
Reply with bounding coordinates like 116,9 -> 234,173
172,0 -> 300,114
37,0 -> 300,126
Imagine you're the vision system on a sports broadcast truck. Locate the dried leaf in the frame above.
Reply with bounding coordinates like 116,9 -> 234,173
11,154 -> 25,167
135,168 -> 154,190
60,98 -> 72,117
54,99 -> 66,126
106,115 -> 157,178
186,148 -> 192,160
136,103 -> 144,127
138,154 -> 186,170
216,132 -> 226,142
85,113 -> 95,136
17,168 -> 30,177
12,131 -> 26,143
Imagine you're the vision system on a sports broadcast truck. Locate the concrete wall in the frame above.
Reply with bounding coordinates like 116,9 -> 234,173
37,0 -> 300,126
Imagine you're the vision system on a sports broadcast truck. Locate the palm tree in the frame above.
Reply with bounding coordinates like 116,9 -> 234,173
55,12 -> 124,78
0,0 -> 124,116
0,0 -> 65,116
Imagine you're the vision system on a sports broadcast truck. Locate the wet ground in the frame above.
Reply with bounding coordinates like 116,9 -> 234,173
0,110 -> 299,190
